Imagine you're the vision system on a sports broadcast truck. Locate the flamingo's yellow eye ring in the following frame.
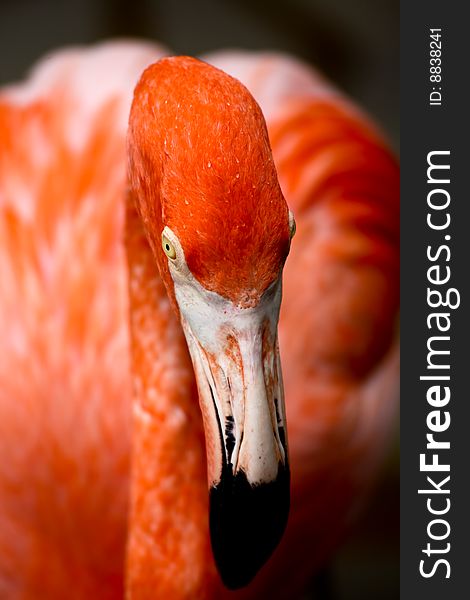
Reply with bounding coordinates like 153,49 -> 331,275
288,210 -> 296,239
162,234 -> 177,260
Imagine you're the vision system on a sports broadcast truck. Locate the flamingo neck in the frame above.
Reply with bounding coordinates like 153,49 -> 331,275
124,195 -> 220,597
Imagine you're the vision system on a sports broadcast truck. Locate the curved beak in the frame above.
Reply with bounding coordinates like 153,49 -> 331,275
176,278 -> 289,589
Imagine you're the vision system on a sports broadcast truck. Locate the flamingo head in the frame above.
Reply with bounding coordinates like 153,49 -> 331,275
128,56 -> 295,589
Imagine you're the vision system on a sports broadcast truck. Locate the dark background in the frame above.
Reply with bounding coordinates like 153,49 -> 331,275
0,1 -> 399,598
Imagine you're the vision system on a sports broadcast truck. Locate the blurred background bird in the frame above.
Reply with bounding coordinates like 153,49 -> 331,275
0,2 -> 399,599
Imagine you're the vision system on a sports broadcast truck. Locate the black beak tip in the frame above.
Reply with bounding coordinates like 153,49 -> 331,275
209,464 -> 290,590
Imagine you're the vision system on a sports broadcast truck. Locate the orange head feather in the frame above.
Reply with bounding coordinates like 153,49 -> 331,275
127,56 -> 291,307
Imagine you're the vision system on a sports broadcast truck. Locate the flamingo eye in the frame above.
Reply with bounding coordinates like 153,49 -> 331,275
288,210 -> 296,239
162,234 -> 177,260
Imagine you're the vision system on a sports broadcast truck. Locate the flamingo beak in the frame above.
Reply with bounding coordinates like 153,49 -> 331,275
175,277 -> 289,589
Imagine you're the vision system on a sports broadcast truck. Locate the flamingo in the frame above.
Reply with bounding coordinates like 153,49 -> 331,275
0,41 -> 399,599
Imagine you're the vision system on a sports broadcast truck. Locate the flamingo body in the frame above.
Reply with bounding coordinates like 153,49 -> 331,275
0,41 -> 399,599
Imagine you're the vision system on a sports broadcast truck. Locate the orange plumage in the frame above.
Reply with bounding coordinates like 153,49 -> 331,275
0,41 -> 399,599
